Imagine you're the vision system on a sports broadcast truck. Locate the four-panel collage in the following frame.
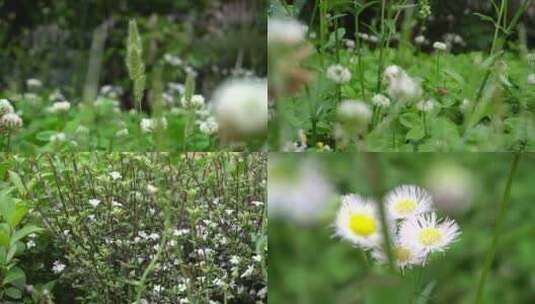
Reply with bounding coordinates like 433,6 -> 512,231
0,0 -> 534,303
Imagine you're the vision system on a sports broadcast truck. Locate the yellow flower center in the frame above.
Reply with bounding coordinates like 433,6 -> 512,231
394,198 -> 417,215
349,213 -> 376,237
418,227 -> 442,246
395,247 -> 411,263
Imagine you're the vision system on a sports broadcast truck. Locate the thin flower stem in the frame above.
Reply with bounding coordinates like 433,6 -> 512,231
363,153 -> 396,272
473,153 -> 521,304
376,0 -> 387,93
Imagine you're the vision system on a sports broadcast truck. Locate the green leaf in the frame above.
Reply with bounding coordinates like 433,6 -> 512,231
399,112 -> 421,129
406,126 -> 425,141
0,229 -> 9,247
8,171 -> 25,197
5,287 -> 22,299
10,225 -> 43,246
3,266 -> 25,286
0,192 -> 15,225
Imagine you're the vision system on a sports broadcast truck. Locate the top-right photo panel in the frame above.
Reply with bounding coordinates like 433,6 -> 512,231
268,0 -> 535,152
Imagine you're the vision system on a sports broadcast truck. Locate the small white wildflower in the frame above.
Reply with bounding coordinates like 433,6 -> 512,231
50,132 -> 66,143
230,256 -> 241,265
0,99 -> 14,115
180,94 -> 205,109
52,261 -> 66,274
109,171 -> 122,180
213,78 -> 267,139
384,185 -> 433,219
268,18 -> 307,45
153,284 -> 165,293
399,212 -> 460,255
251,201 -> 264,207
372,240 -> 426,271
335,194 -> 390,249
140,117 -> 167,133
88,199 -> 101,208
146,184 -> 158,194
0,112 -> 23,130
326,64 -> 352,84
383,65 -> 423,101
49,101 -> 71,113
164,53 -> 183,66
240,265 -> 254,278
372,94 -> 391,108
26,78 -> 43,88
433,41 -> 448,51
199,117 -> 219,135
416,99 -> 435,112
345,39 -> 355,49
337,100 -> 371,130
27,240 -> 36,249
414,35 -> 426,45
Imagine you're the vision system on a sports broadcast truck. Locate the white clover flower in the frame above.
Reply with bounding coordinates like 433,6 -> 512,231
0,99 -> 14,115
527,74 -> 535,85
49,101 -> 71,113
399,212 -> 460,255
372,240 -> 426,271
0,112 -> 23,130
88,199 -> 101,208
199,117 -> 218,135
140,117 -> 167,133
433,41 -> 448,51
384,185 -> 433,219
416,99 -> 435,112
372,94 -> 391,108
268,18 -> 307,45
425,163 -> 474,215
335,194 -> 388,249
109,171 -> 122,180
326,64 -> 351,84
52,261 -> 66,274
337,100 -> 371,130
345,39 -> 355,49
383,65 -> 422,101
414,35 -> 426,45
213,78 -> 267,139
26,78 -> 43,88
180,94 -> 205,109
50,132 -> 66,143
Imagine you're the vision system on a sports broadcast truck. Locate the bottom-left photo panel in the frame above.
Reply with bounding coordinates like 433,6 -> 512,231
0,153 -> 267,303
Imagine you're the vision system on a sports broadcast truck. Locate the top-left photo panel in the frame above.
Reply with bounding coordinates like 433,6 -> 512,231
0,0 -> 267,152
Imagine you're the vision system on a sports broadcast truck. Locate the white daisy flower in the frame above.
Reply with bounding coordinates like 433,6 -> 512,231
326,64 -> 351,84
399,212 -> 460,255
335,194 -> 387,249
385,185 -> 433,219
88,199 -> 101,208
372,240 -> 426,271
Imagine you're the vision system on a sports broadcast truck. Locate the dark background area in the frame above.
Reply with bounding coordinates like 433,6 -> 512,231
0,0 -> 267,104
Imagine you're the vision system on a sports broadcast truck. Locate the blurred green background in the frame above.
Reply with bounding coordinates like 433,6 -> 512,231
268,152 -> 535,304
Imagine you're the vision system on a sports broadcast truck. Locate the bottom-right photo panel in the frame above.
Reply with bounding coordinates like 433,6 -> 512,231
268,152 -> 534,304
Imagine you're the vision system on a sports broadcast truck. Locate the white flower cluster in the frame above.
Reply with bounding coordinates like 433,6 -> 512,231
326,64 -> 352,84
140,117 -> 168,133
383,65 -> 423,101
0,99 -> 23,131
335,185 -> 460,271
